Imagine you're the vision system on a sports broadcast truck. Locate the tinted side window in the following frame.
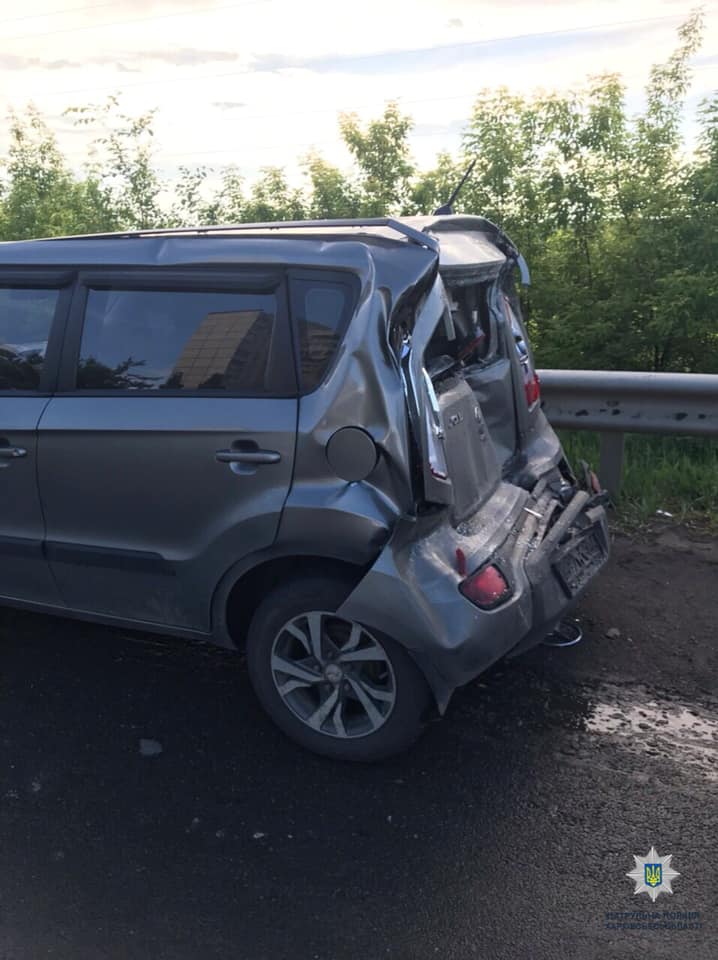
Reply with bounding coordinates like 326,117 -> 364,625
76,288 -> 282,394
291,277 -> 354,392
0,287 -> 58,391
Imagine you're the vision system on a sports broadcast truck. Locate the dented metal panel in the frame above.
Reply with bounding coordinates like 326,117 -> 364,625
338,479 -> 609,711
337,482 -> 532,710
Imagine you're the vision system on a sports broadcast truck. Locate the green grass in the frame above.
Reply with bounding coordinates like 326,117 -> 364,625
558,431 -> 718,528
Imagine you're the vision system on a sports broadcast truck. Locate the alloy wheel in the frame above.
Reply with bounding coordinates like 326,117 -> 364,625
270,612 -> 396,739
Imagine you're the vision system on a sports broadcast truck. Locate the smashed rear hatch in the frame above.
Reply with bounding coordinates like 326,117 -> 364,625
398,217 -> 548,524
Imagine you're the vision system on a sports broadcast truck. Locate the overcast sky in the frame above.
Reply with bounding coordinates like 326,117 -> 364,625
1,0 -> 716,186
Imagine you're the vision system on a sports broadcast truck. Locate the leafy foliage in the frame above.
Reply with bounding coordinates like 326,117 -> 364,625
0,106 -> 117,239
1,13 -> 715,373
339,102 -> 414,215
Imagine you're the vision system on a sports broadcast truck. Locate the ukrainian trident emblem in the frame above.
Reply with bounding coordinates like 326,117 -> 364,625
627,847 -> 679,902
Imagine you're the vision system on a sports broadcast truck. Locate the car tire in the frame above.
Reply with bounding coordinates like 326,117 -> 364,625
246,575 -> 432,762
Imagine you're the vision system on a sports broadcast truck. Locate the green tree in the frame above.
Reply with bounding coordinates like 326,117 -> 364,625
303,153 -> 360,218
205,166 -> 246,224
0,12 -> 713,375
170,165 -> 211,226
409,151 -> 464,215
339,101 -> 414,214
458,10 -> 714,373
66,96 -> 163,229
242,166 -> 306,222
0,106 -> 117,239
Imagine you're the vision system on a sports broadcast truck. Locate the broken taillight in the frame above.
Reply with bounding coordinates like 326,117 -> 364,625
459,564 -> 512,609
524,371 -> 541,409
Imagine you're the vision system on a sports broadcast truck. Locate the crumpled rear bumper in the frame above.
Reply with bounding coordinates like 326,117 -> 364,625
337,482 -> 609,712
509,491 -> 609,656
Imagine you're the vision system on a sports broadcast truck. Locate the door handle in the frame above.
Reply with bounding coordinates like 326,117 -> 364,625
0,445 -> 27,460
215,449 -> 281,465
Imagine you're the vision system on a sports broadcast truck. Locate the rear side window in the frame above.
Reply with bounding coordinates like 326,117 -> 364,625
290,276 -> 355,392
76,288 -> 284,394
0,287 -> 58,391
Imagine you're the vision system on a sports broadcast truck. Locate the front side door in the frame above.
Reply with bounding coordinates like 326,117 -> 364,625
38,268 -> 297,631
0,277 -> 69,606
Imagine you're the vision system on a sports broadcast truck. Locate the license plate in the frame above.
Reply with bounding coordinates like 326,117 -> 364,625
554,529 -> 606,597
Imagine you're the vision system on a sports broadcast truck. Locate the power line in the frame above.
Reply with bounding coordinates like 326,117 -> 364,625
187,91 -> 476,128
55,125 -> 465,166
4,61 -> 716,168
8,11 -> 684,101
47,49 -> 715,128
0,1 -> 122,26
144,107 -> 472,160
5,0 -> 272,41
3,51 -> 713,140
44,59 -> 716,168
48,61 -> 717,168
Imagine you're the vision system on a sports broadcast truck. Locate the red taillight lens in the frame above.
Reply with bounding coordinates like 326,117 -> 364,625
459,564 -> 512,609
524,371 -> 541,408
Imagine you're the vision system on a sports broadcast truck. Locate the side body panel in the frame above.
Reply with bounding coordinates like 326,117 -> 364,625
0,397 -> 64,604
277,259 -> 423,562
38,396 -> 297,629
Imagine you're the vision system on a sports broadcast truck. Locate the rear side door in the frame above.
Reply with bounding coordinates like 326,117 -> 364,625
37,268 -> 297,631
0,274 -> 69,606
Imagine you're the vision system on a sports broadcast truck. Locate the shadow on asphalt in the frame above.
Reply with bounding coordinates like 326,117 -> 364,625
5,530 -> 717,958
0,606 -> 599,958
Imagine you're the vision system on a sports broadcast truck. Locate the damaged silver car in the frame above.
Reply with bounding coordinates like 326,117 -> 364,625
0,215 -> 609,760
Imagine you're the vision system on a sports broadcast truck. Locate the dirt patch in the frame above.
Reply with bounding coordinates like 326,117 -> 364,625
535,522 -> 718,700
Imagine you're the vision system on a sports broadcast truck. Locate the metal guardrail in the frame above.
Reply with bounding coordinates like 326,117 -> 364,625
538,369 -> 718,496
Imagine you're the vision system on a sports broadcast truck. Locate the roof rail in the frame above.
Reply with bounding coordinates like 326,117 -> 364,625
45,217 -> 440,253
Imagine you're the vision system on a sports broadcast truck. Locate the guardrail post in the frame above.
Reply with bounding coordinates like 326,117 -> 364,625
599,432 -> 625,499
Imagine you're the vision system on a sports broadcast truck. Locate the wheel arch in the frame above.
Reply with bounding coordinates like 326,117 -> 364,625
210,549 -> 369,651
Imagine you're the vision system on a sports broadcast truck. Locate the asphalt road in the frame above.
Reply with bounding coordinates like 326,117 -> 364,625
1,523 -> 716,960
